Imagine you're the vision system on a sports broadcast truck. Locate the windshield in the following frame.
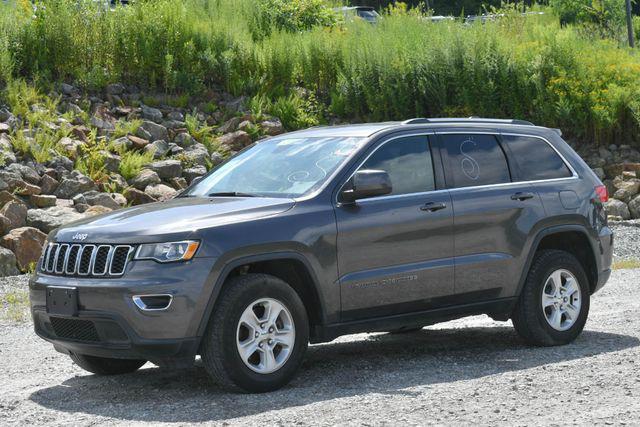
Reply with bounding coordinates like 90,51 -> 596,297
184,136 -> 366,198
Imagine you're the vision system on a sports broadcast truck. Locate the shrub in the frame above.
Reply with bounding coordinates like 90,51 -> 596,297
118,150 -> 154,181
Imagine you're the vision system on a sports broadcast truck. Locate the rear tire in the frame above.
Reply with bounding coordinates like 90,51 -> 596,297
201,274 -> 309,393
69,353 -> 146,375
512,249 -> 590,346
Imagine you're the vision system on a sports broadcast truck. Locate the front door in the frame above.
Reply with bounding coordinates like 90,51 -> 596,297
334,134 -> 454,320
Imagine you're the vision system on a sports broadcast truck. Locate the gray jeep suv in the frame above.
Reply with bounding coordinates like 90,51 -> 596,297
30,118 -> 613,392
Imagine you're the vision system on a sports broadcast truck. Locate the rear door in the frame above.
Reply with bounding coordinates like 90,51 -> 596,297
437,131 -> 546,300
335,133 -> 454,320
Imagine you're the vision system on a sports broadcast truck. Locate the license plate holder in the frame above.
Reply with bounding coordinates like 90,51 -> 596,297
46,286 -> 78,316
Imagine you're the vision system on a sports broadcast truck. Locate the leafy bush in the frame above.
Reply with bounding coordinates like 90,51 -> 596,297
252,0 -> 338,38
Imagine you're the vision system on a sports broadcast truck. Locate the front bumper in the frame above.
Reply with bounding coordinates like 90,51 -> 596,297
30,257 -> 216,366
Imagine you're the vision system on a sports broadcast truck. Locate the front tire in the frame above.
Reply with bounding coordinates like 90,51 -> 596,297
512,249 -> 590,346
201,274 -> 309,393
69,353 -> 146,375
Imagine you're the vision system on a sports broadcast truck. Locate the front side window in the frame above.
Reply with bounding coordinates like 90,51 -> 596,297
184,136 -> 366,198
442,134 -> 511,188
360,135 -> 435,196
501,135 -> 572,181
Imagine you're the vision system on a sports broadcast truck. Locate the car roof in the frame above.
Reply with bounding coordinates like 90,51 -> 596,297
283,118 -> 557,139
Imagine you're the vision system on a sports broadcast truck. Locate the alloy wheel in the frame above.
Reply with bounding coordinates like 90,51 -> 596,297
541,269 -> 581,332
236,298 -> 295,374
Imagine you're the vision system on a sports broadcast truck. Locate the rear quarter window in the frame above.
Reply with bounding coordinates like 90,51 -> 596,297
502,135 -> 572,181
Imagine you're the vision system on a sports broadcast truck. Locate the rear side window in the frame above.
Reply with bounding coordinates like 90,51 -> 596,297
361,135 -> 435,195
441,134 -> 511,188
502,135 -> 572,181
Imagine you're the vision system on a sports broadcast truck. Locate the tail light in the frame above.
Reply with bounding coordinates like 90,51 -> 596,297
595,185 -> 608,203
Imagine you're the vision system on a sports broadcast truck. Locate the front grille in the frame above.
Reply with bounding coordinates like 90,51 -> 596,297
41,243 -> 134,278
50,317 -> 100,342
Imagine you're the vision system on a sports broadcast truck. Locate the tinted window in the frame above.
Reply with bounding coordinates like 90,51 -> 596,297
442,134 -> 511,188
502,135 -> 572,181
361,136 -> 435,195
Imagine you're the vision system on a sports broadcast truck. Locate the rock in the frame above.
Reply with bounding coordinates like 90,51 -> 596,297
0,227 -> 47,272
182,143 -> 209,166
82,190 -> 121,210
604,199 -> 630,220
622,171 -> 637,180
629,195 -> 640,219
168,177 -> 188,190
6,164 -> 41,185
237,120 -> 253,132
27,206 -> 86,233
0,123 -> 10,134
162,119 -> 185,130
47,155 -> 74,171
109,174 -> 128,191
39,174 -> 59,195
604,163 -> 640,179
0,191 -> 22,208
15,183 -> 41,196
260,118 -> 285,136
0,247 -> 19,277
183,165 -> 207,183
210,152 -> 224,167
218,116 -> 243,134
0,200 -> 27,235
112,136 -> 133,151
167,111 -> 185,121
145,184 -> 176,201
224,96 -> 247,113
127,135 -> 149,150
130,169 -> 161,190
140,120 -> 168,142
148,160 -> 182,179
58,137 -> 84,157
135,126 -> 153,141
54,171 -> 97,199
111,193 -> 127,207
84,205 -> 113,216
123,188 -> 156,205
100,150 -> 121,173
174,132 -> 196,147
106,83 -> 126,95
30,194 -> 57,208
90,116 -> 115,132
612,178 -> 640,202
55,198 -> 74,208
218,130 -> 252,151
60,83 -> 78,96
141,105 -> 163,123
145,140 -> 170,158
74,203 -> 89,213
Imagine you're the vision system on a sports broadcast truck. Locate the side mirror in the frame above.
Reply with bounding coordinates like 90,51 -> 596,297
340,169 -> 392,203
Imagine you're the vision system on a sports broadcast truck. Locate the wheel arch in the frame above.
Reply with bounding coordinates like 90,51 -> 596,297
195,252 -> 327,344
517,225 -> 600,297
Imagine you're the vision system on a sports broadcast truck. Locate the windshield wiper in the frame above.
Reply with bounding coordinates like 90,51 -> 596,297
207,192 -> 258,198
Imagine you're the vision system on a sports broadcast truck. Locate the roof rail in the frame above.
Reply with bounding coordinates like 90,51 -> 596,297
402,117 -> 535,126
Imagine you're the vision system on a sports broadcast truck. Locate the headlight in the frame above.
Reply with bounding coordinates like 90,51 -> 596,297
135,241 -> 200,263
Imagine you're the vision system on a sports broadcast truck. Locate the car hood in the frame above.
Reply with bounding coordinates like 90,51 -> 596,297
52,196 -> 296,244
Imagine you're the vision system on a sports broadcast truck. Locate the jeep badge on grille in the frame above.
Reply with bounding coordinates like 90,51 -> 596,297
72,233 -> 88,241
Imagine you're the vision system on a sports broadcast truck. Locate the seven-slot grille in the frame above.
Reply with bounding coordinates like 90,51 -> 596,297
41,243 -> 134,277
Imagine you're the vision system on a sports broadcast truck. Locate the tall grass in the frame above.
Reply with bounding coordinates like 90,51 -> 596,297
0,0 -> 639,146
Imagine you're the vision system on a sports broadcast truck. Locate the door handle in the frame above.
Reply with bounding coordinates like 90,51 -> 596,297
420,202 -> 447,212
511,192 -> 535,201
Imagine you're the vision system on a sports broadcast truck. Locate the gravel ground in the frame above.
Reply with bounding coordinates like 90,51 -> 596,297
1,267 -> 639,426
611,222 -> 640,260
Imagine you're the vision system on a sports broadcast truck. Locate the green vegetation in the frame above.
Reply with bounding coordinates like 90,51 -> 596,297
118,149 -> 155,181
0,0 -> 639,147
